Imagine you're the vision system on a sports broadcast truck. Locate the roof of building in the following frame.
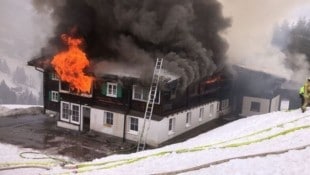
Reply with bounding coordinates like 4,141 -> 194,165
232,65 -> 286,98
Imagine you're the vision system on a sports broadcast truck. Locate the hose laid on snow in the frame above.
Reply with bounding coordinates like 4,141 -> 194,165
58,124 -> 310,174
152,144 -> 310,175
0,165 -> 51,171
0,152 -> 71,172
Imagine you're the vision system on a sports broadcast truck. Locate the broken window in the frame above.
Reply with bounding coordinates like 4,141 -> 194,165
60,81 -> 70,92
250,102 -> 261,112
105,112 -> 113,125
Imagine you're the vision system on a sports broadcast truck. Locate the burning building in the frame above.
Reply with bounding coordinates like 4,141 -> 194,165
28,0 -> 233,146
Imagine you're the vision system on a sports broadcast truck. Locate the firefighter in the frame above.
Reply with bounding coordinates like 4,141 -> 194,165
299,85 -> 305,108
301,77 -> 310,112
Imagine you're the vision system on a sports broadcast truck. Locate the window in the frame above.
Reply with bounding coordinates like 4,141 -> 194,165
221,99 -> 229,110
210,104 -> 214,113
60,81 -> 70,92
168,118 -> 175,134
51,73 -> 59,81
107,83 -> 117,97
132,85 -> 160,103
71,104 -> 80,124
104,112 -> 113,125
186,112 -> 191,127
199,108 -> 204,121
61,102 -> 70,122
50,91 -> 59,102
129,117 -> 138,134
209,104 -> 214,117
250,102 -> 261,112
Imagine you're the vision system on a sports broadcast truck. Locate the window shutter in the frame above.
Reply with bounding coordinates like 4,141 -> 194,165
117,84 -> 122,98
48,91 -> 51,101
101,83 -> 107,95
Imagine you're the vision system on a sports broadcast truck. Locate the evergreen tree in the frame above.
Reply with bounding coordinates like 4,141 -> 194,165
12,66 -> 27,84
0,80 -> 17,104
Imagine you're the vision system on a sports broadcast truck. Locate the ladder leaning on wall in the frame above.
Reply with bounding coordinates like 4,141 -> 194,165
136,58 -> 163,152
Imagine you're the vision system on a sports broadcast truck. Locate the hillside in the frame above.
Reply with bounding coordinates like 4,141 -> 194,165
0,106 -> 309,175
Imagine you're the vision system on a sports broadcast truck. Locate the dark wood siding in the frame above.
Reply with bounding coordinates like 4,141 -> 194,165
44,71 -> 60,112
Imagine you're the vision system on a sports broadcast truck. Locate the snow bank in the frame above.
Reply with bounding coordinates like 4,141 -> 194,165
0,107 -> 309,175
0,105 -> 43,117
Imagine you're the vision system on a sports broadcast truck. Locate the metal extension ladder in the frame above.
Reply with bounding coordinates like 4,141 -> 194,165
136,58 -> 163,152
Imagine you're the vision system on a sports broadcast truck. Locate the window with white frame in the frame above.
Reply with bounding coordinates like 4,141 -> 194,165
250,102 -> 261,112
133,85 -> 148,101
61,102 -> 70,122
107,82 -> 117,97
60,81 -> 70,92
129,117 -> 139,134
50,91 -> 59,102
221,99 -> 229,110
210,104 -> 214,117
186,112 -> 191,127
168,118 -> 176,134
51,73 -> 59,81
132,85 -> 160,103
104,112 -> 113,125
199,108 -> 204,121
71,104 -> 80,124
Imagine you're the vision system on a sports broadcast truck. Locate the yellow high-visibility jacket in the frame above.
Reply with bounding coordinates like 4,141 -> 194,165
300,86 -> 305,95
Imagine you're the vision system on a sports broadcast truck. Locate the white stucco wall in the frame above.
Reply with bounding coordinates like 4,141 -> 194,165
241,96 -> 270,117
57,121 -> 79,131
270,95 -> 280,112
89,101 -> 220,147
90,108 -> 125,138
128,101 -> 220,147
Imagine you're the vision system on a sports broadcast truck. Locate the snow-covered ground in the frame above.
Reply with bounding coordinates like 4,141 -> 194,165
0,107 -> 310,175
0,104 -> 42,117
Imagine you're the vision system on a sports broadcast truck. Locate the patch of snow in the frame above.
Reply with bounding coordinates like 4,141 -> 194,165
0,107 -> 310,175
0,105 -> 43,117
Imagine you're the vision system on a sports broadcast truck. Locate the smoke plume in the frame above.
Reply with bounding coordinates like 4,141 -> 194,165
32,0 -> 230,90
219,0 -> 310,82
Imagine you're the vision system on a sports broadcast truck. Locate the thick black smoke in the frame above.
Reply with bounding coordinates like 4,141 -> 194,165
33,0 -> 230,90
272,19 -> 310,81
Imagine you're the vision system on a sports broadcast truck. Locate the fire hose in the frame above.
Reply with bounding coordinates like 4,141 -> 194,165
152,143 -> 310,175
54,116 -> 310,175
1,114 -> 309,174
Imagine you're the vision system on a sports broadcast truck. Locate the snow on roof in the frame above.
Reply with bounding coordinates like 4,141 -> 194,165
1,106 -> 310,174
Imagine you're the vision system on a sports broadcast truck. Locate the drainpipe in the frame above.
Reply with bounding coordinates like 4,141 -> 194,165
123,85 -> 132,142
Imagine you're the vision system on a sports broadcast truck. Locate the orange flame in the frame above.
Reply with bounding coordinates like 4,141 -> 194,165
51,34 -> 93,93
205,76 -> 222,84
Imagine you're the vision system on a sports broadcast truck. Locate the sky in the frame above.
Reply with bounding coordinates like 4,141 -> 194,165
0,105 -> 309,174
